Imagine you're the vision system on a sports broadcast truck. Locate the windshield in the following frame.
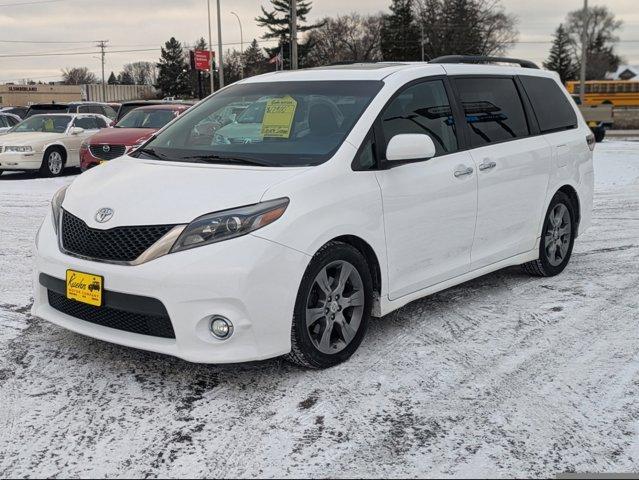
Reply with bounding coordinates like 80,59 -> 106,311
140,81 -> 383,167
117,109 -> 177,129
11,115 -> 72,133
26,105 -> 70,118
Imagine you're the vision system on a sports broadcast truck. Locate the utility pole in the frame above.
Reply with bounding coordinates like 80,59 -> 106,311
207,0 -> 215,93
579,0 -> 588,105
420,24 -> 425,62
231,11 -> 244,79
216,0 -> 225,88
97,40 -> 108,101
291,0 -> 298,70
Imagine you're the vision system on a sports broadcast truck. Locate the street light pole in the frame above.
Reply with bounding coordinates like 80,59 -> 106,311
579,0 -> 588,105
216,0 -> 225,88
291,0 -> 298,70
230,11 -> 244,79
207,0 -> 215,93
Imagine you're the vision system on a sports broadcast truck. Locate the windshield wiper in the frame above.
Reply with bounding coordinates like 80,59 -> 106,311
137,147 -> 165,160
181,154 -> 276,167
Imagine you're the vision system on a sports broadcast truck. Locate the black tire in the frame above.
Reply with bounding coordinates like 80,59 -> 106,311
594,127 -> 606,143
522,191 -> 576,277
285,241 -> 373,369
39,147 -> 65,177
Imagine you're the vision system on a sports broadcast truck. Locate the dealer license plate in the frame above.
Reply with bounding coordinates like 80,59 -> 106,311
66,270 -> 103,307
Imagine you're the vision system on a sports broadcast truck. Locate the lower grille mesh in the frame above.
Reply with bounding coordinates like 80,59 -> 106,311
48,290 -> 176,339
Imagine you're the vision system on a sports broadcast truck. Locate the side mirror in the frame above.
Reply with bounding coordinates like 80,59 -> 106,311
70,127 -> 84,135
386,134 -> 436,163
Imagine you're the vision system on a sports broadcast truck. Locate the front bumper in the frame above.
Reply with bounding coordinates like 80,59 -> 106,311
0,152 -> 41,170
32,212 -> 311,363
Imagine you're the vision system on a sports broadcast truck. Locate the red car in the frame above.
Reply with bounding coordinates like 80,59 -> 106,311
80,104 -> 191,170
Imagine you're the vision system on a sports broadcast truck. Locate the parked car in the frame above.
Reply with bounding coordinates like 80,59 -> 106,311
1,106 -> 28,119
571,94 -> 614,142
0,112 -> 21,134
80,104 -> 191,170
33,57 -> 594,369
25,102 -> 118,121
116,100 -> 195,123
0,113 -> 110,176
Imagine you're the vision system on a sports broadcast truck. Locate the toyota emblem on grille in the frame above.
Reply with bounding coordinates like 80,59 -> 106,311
102,145 -> 111,153
95,207 -> 114,223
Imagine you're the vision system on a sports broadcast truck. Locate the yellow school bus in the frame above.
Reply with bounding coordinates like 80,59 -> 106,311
566,80 -> 639,107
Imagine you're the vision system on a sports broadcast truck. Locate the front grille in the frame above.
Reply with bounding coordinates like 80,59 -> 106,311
90,144 -> 126,161
61,210 -> 175,263
48,290 -> 175,339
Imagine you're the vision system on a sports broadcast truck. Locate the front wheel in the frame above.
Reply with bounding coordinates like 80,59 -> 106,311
39,148 -> 65,177
285,241 -> 373,369
522,191 -> 576,277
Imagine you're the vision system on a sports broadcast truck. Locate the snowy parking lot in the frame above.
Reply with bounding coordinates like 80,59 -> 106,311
1,141 -> 638,478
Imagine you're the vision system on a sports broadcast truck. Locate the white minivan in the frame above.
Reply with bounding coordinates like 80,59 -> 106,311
33,57 -> 595,369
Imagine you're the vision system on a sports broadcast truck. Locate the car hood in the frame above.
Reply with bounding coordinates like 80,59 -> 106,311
63,156 -> 310,228
0,131 -> 64,146
89,127 -> 157,146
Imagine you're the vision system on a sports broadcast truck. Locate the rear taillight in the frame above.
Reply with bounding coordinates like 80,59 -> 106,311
586,134 -> 596,151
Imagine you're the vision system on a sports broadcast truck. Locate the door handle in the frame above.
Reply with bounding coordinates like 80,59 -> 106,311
478,161 -> 497,171
454,166 -> 474,178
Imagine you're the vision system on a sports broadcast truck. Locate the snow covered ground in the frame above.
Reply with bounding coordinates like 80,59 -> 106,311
0,141 -> 638,478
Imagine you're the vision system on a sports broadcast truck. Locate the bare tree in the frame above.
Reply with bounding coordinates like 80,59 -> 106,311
306,13 -> 384,67
121,62 -> 158,85
565,6 -> 623,80
61,67 -> 98,85
415,0 -> 518,59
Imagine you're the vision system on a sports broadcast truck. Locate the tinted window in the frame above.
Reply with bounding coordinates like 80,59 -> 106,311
93,116 -> 109,128
381,80 -> 458,156
0,117 -> 7,128
354,133 -> 376,170
25,104 -> 70,117
103,105 -> 118,120
7,116 -> 19,126
520,76 -> 578,134
74,117 -> 99,130
455,77 -> 529,147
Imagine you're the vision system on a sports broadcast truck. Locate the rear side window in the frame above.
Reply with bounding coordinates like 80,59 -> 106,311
454,77 -> 529,147
520,76 -> 578,134
381,80 -> 458,157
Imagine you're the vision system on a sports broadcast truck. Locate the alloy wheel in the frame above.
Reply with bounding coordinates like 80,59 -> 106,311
48,151 -> 63,175
544,203 -> 572,267
305,260 -> 365,355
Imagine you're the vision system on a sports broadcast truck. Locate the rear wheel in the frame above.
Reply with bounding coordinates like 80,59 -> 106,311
39,147 -> 65,177
522,191 -> 576,277
285,241 -> 373,369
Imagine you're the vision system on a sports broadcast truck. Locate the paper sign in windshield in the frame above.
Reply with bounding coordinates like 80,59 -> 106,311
261,96 -> 297,138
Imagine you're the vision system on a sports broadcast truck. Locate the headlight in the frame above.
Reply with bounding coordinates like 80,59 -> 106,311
213,134 -> 230,145
170,198 -> 289,253
51,185 -> 68,234
4,146 -> 33,153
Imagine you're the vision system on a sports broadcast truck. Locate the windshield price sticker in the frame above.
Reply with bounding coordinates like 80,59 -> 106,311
261,96 -> 297,138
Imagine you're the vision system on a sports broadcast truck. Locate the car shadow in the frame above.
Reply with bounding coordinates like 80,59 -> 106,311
0,168 -> 80,181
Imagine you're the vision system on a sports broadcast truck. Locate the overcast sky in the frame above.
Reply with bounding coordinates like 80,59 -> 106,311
0,0 -> 637,83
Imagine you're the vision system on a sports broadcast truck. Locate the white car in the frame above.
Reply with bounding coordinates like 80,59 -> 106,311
33,57 -> 594,368
0,113 -> 110,177
0,112 -> 21,134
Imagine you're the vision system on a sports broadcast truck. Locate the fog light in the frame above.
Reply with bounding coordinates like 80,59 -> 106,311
209,316 -> 233,339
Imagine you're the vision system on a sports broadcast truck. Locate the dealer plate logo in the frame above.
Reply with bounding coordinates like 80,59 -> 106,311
95,207 -> 114,223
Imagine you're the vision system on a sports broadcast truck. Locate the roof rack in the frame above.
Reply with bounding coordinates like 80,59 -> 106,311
429,55 -> 539,69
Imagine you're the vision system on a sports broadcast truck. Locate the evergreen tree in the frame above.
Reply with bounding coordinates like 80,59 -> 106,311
107,71 -> 118,85
381,0 -> 420,61
156,37 -> 191,97
243,39 -> 268,78
544,24 -> 578,83
256,0 -> 323,68
118,71 -> 134,85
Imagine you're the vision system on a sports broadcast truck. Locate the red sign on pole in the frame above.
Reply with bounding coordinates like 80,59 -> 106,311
194,50 -> 213,71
